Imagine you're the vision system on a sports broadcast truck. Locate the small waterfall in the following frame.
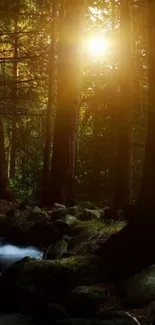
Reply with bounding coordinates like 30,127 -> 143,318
0,238 -> 43,273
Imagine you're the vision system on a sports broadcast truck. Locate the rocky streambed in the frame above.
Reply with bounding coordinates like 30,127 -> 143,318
0,199 -> 154,324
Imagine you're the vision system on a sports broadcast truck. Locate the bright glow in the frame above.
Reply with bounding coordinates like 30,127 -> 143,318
85,36 -> 109,57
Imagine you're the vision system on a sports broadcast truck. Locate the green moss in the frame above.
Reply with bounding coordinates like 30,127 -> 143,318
105,220 -> 125,233
79,201 -> 96,210
78,219 -> 125,233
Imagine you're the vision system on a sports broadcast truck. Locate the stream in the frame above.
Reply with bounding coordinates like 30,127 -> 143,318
0,237 -> 43,274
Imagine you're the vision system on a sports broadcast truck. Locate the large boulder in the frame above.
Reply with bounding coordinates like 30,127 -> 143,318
124,265 -> 155,306
68,285 -> 107,317
68,229 -> 98,251
0,255 -> 102,313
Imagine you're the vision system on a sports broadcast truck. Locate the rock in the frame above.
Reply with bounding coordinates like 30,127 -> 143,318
68,229 -> 98,250
124,264 -> 155,306
28,211 -> 49,223
0,255 -> 102,312
0,313 -> 35,325
5,209 -> 20,228
68,206 -> 80,216
7,208 -> 20,219
50,208 -> 70,221
56,311 -> 140,325
0,199 -> 14,214
20,198 -> 35,209
34,303 -> 68,323
23,205 -> 32,210
79,201 -> 96,210
63,215 -> 77,226
68,285 -> 106,317
32,206 -> 42,213
77,209 -> 102,221
70,239 -> 99,256
63,235 -> 72,242
100,207 -> 117,222
51,219 -> 73,236
53,203 -> 67,209
43,239 -> 68,259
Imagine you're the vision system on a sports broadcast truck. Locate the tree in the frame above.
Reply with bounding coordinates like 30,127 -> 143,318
95,0 -> 155,283
46,0 -> 87,205
138,0 -> 155,210
0,112 -> 12,201
42,0 -> 57,204
113,0 -> 133,210
10,3 -> 19,179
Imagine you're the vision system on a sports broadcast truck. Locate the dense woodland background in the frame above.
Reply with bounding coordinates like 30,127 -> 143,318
0,0 -> 153,212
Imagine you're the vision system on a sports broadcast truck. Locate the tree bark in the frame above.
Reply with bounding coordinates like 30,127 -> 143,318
42,1 -> 57,204
113,0 -> 133,210
138,1 -> 155,209
46,0 -> 86,205
10,14 -> 18,179
95,1 -> 155,283
0,114 -> 12,201
89,106 -> 102,202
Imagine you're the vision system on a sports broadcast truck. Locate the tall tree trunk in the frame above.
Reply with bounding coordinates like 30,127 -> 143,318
89,106 -> 101,202
0,113 -> 12,201
138,1 -> 155,209
10,15 -> 18,179
113,0 -> 133,210
42,1 -> 57,204
46,0 -> 86,205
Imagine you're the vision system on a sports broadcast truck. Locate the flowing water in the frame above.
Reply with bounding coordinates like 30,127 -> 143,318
0,238 -> 43,273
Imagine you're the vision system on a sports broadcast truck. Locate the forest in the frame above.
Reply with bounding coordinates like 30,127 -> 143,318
0,0 -> 155,324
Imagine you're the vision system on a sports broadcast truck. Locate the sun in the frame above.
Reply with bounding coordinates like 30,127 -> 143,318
86,36 -> 109,57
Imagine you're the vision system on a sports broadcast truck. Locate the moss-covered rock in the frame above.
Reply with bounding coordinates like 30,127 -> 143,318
67,285 -> 106,317
79,201 -> 96,210
77,209 -> 102,221
124,265 -> 155,306
53,203 -> 67,209
43,239 -> 68,259
50,208 -> 69,221
0,255 -> 102,313
68,206 -> 80,216
0,199 -> 16,214
100,207 -> 117,222
63,215 -> 78,226
28,210 -> 49,223
68,229 -> 98,251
